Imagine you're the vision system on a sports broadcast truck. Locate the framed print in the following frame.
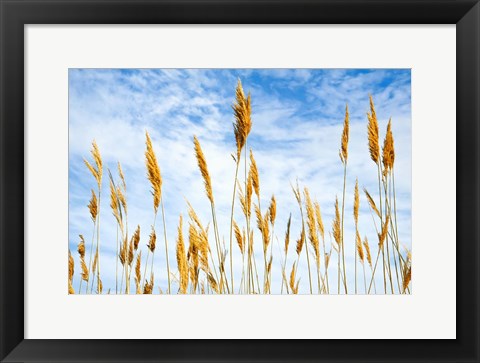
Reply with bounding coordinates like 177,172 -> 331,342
1,0 -> 479,362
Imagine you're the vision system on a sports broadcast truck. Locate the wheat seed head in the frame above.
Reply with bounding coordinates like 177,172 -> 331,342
354,179 -> 359,225
68,280 -> 75,294
246,170 -> 253,215
382,118 -> 395,176
117,161 -> 126,191
97,279 -> 103,294
117,185 -> 127,215
367,95 -> 380,163
109,178 -> 122,227
340,103 -> 349,163
403,252 -> 412,293
232,79 -> 252,158
197,229 -> 210,273
296,226 -> 306,255
333,196 -> 341,247
255,204 -> 270,254
77,234 -> 86,259
145,131 -> 162,213
91,140 -> 103,179
304,188 -> 320,263
314,200 -> 325,241
135,251 -> 142,294
92,249 -> 99,273
356,230 -> 364,262
378,216 -> 390,249
132,225 -> 141,251
193,136 -> 214,204
262,210 -> 271,253
68,250 -> 74,281
87,190 -> 98,222
119,238 -> 126,266
186,200 -> 206,234
269,195 -> 277,225
136,253 -> 142,280
143,275 -> 153,294
233,219 -> 244,254
363,236 -> 372,267
291,179 -> 302,206
84,140 -> 103,189
249,150 -> 260,198
289,262 -> 296,292
128,238 -> 134,266
238,181 -> 250,219
364,187 -> 381,219
147,227 -> 157,253
187,223 -> 200,270
176,215 -> 189,294
284,213 -> 292,254
80,257 -> 89,282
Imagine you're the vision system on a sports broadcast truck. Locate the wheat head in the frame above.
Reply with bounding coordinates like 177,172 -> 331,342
145,131 -> 162,213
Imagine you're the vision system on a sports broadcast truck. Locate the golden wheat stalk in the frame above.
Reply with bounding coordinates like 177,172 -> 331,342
382,118 -> 395,177
354,178 -> 359,293
304,188 -> 321,293
76,235 -> 86,292
193,135 -> 229,293
280,214 -> 292,294
88,190 -> 98,222
68,250 -> 75,294
367,96 -> 380,164
176,215 -> 189,294
340,104 -> 349,164
382,119 -> 403,292
108,173 -> 127,293
193,136 -> 214,204
186,201 -> 219,286
268,195 -> 277,290
247,152 -> 261,293
291,181 -> 313,294
289,262 -> 299,294
143,273 -> 154,294
134,251 -> 142,294
314,200 -> 329,293
129,225 -> 141,293
332,196 -> 342,293
188,223 -> 200,293
233,219 -> 246,293
228,80 -> 252,292
338,104 -> 349,294
145,132 -> 171,294
145,132 -> 162,213
364,188 -> 381,219
367,95 -> 390,293
402,251 -> 412,294
83,140 -> 103,294
249,150 -> 260,199
232,79 -> 252,158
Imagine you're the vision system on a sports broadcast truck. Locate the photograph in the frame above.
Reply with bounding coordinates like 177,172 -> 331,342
68,68 -> 412,295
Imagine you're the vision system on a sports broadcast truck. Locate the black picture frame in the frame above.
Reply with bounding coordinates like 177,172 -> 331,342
1,1 -> 479,362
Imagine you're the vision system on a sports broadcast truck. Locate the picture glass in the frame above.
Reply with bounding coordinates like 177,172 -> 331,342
68,69 -> 412,295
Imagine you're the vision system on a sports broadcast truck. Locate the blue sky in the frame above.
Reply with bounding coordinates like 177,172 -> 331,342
69,68 -> 411,294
